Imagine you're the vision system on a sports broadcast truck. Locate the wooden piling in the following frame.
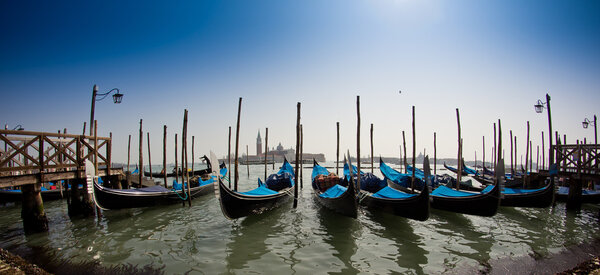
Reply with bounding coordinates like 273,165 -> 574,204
483,136 -> 485,170
336,122 -> 340,175
300,124 -> 304,188
21,183 -> 48,234
434,132 -> 437,175
139,119 -> 143,188
294,102 -> 301,208
456,108 -> 462,189
510,130 -> 514,176
411,106 -> 416,191
497,119 -> 502,170
402,131 -> 407,174
542,131 -> 545,170
536,145 -> 540,172
529,140 -> 533,173
175,133 -> 178,184
228,126 -> 232,188
370,123 -> 374,174
356,96 -> 361,194
234,98 -> 242,192
147,132 -> 153,179
265,127 -> 269,182
246,145 -> 249,179
525,121 -> 530,187
514,136 -> 517,173
127,135 -> 131,173
163,125 -> 167,187
493,123 -> 497,172
191,136 -> 195,173
183,109 -> 191,206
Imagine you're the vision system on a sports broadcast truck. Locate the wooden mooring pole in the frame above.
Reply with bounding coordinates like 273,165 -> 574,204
191,136 -> 195,173
163,125 -> 167,187
265,127 -> 269,182
293,102 -> 301,208
127,135 -> 131,173
300,124 -> 304,188
402,131 -> 407,174
336,122 -> 340,175
184,109 -> 191,206
228,126 -> 232,188
525,121 -> 530,187
234,98 -> 242,192
138,119 -> 143,188
434,132 -> 437,175
456,108 -> 462,190
411,106 -> 416,191
356,96 -> 361,194
147,132 -> 153,179
175,133 -> 178,185
246,145 -> 250,179
510,130 -> 514,176
370,123 -> 374,174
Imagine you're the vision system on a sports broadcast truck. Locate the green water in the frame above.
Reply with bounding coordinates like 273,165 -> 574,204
1,163 -> 599,274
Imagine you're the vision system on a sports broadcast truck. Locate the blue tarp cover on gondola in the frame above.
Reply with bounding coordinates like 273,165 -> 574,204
343,164 -> 386,193
265,160 -> 295,191
241,185 -> 279,196
432,185 -> 495,197
557,186 -> 600,195
380,160 -> 426,190
319,184 -> 347,198
503,186 -> 545,194
372,186 -> 417,199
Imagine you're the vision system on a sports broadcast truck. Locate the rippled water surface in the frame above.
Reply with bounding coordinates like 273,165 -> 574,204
1,163 -> 599,274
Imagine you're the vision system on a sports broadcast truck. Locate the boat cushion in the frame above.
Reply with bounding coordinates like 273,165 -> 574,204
372,186 -> 417,199
240,185 -> 279,196
319,184 -> 347,198
313,173 -> 341,192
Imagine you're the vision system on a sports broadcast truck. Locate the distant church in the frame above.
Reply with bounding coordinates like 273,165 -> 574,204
240,130 -> 325,164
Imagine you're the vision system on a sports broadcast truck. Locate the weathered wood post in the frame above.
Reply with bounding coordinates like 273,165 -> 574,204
147,132 -> 153,179
294,102 -> 301,208
264,127 -> 269,182
127,135 -> 131,173
434,132 -> 437,175
184,109 -> 191,206
567,140 -> 583,210
411,106 -> 416,191
191,136 -> 195,173
356,96 -> 361,194
234,97 -> 242,192
456,108 -> 462,190
138,119 -> 143,188
228,126 -> 232,188
300,124 -> 304,188
246,145 -> 250,179
510,130 -> 514,176
482,136 -> 485,171
21,182 -> 49,234
493,123 -> 497,174
529,140 -> 533,173
175,133 -> 178,185
68,135 -> 84,217
22,132 -> 49,233
525,121 -> 530,187
542,131 -> 545,170
514,136 -> 518,173
163,125 -> 167,187
336,122 -> 340,175
497,119 -> 503,172
370,123 -> 374,174
402,131 -> 407,173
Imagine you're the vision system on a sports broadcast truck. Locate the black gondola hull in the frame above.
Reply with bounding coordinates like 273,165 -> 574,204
313,190 -> 358,219
360,186 -> 430,221
501,181 -> 554,208
216,180 -> 293,219
94,182 -> 213,210
431,184 -> 501,217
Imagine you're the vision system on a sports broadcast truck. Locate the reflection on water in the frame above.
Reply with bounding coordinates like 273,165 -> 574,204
1,164 -> 600,274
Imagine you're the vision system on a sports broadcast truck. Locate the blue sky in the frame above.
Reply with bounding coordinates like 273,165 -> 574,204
1,0 -> 599,165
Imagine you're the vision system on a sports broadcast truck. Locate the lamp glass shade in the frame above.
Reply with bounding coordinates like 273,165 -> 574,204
112,93 -> 123,104
534,104 -> 543,113
583,121 -> 589,129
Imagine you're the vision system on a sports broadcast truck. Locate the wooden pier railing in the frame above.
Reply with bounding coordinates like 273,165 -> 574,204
0,130 -> 121,188
553,144 -> 599,176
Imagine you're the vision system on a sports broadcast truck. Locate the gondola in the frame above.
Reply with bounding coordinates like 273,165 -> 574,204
311,159 -> 358,218
94,163 -> 226,210
353,158 -> 429,221
556,186 -> 600,204
214,158 -> 295,219
143,168 -> 176,178
430,160 -> 504,217
379,159 -> 428,191
0,184 -> 67,203
500,179 -> 554,207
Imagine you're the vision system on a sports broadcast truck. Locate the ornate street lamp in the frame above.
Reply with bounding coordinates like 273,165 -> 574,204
534,100 -> 545,114
534,94 -> 554,170
582,115 -> 597,145
12,125 -> 24,131
89,85 -> 123,136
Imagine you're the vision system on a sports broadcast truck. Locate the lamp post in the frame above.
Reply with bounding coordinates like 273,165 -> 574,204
89,85 -> 123,136
582,115 -> 597,145
534,94 -> 553,170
